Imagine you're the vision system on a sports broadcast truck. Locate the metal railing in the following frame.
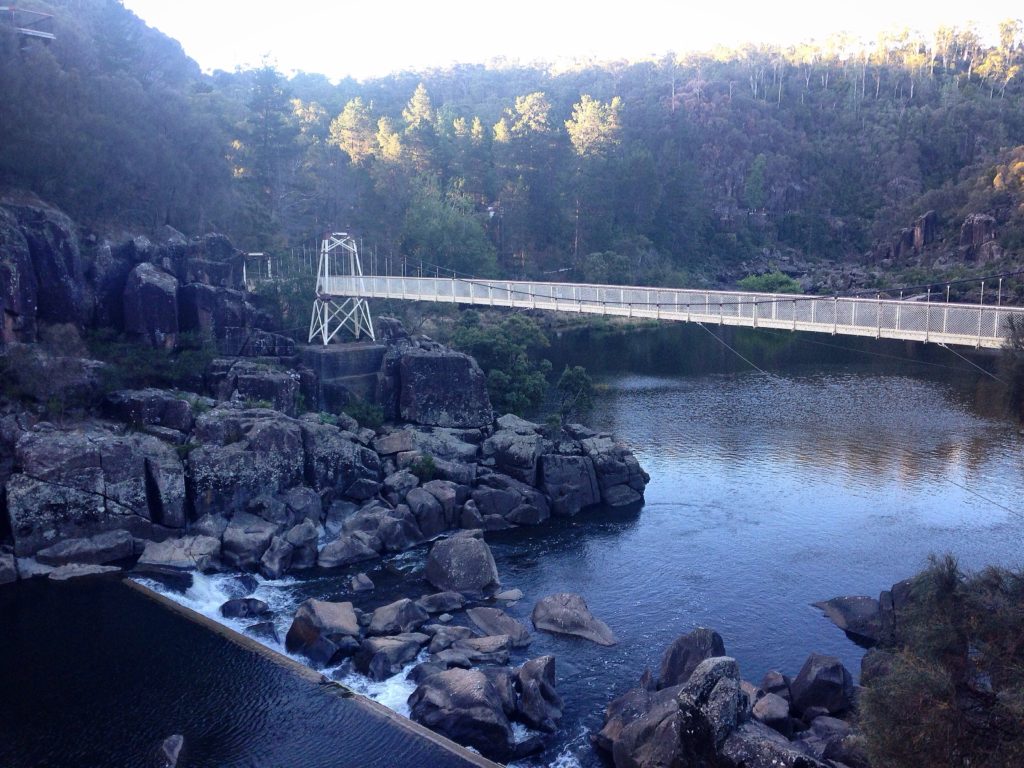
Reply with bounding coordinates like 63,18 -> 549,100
320,274 -> 1024,349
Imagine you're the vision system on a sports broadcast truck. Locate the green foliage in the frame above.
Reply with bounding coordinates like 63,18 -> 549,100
318,411 -> 339,426
555,365 -> 593,424
401,178 -> 498,277
737,270 -> 803,294
860,556 -> 1024,768
86,330 -> 216,392
451,312 -> 552,416
408,453 -> 437,482
342,398 -> 384,430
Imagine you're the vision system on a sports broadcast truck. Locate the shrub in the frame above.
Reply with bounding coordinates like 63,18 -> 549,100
343,398 -> 384,430
860,555 -> 1024,768
738,270 -> 802,294
408,453 -> 437,482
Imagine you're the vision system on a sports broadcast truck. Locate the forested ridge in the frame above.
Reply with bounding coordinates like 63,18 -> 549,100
4,0 -> 1024,293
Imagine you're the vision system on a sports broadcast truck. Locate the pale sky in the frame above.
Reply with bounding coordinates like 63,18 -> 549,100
121,0 -> 1021,81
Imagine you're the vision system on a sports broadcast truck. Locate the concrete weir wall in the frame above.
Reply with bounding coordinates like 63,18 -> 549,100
125,579 -> 502,768
300,343 -> 389,412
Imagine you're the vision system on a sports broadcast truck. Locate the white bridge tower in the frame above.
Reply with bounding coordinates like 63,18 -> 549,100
308,232 -> 375,344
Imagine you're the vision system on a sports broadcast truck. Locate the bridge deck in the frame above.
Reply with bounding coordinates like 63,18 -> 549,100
322,275 -> 1023,349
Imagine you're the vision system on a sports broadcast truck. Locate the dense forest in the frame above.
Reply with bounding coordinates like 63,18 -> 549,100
3,1 -> 1024,292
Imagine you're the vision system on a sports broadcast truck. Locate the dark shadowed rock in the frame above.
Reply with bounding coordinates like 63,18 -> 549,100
102,389 -> 195,433
317,533 -> 380,569
398,349 -> 493,428
368,598 -> 430,636
136,536 -> 222,573
539,454 -> 601,516
258,536 -> 293,580
285,598 -> 361,667
406,487 -> 446,538
517,655 -> 563,732
8,427 -> 186,556
813,595 -> 881,646
283,519 -> 318,570
0,207 -> 39,344
424,530 -> 500,594
188,408 -> 305,519
450,635 -> 512,665
355,633 -> 428,680
762,670 -> 791,702
427,625 -> 476,654
416,591 -> 466,614
790,653 -> 855,717
124,263 -> 179,349
721,720 -> 830,768
0,550 -> 17,585
658,626 -> 727,689
299,421 -> 382,493
408,667 -> 515,761
531,593 -> 617,646
481,429 -> 545,484
467,606 -> 531,648
220,598 -> 269,619
35,530 -> 134,566
245,621 -> 281,645
752,692 -> 792,737
221,512 -> 280,571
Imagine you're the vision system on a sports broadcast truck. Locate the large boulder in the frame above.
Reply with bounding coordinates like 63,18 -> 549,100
35,530 -> 134,566
539,454 -> 600,516
580,435 -> 649,508
285,598 -> 361,667
188,407 -> 305,519
466,607 -> 531,648
516,655 -> 563,732
300,420 -> 381,498
813,595 -> 882,646
135,535 -> 222,573
408,667 -> 516,761
317,532 -> 380,568
207,359 -> 299,415
368,598 -> 429,636
424,530 -> 500,594
5,201 -> 87,327
102,389 -> 196,433
658,627 -> 727,689
721,721 -> 830,767
398,349 -> 492,428
221,512 -> 280,571
354,633 -> 428,680
257,535 -> 293,580
531,593 -> 617,646
481,429 -> 546,484
282,519 -> 318,569
123,263 -> 179,349
405,487 -> 446,538
789,653 -> 855,717
341,502 -> 423,553
7,427 -> 186,556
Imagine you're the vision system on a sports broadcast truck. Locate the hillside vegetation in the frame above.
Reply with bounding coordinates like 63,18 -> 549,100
3,2 -> 1024,293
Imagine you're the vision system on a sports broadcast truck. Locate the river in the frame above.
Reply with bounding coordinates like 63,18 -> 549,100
4,324 -> 1023,767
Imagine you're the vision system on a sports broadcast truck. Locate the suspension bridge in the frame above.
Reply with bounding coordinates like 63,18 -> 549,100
291,233 -> 1024,350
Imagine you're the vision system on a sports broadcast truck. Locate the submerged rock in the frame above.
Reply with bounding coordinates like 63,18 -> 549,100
355,633 -> 428,680
154,733 -> 184,768
220,598 -> 269,619
531,593 -> 617,646
48,563 -> 122,581
813,595 -> 882,646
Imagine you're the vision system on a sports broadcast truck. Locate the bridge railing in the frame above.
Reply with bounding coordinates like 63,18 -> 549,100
321,275 -> 1023,349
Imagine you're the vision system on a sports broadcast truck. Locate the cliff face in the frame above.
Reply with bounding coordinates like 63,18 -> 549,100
0,194 -> 252,349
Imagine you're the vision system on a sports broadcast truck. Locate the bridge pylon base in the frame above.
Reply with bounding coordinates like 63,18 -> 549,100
308,295 -> 375,345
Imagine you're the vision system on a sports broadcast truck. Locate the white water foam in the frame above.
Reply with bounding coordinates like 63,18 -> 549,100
336,651 -> 426,717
